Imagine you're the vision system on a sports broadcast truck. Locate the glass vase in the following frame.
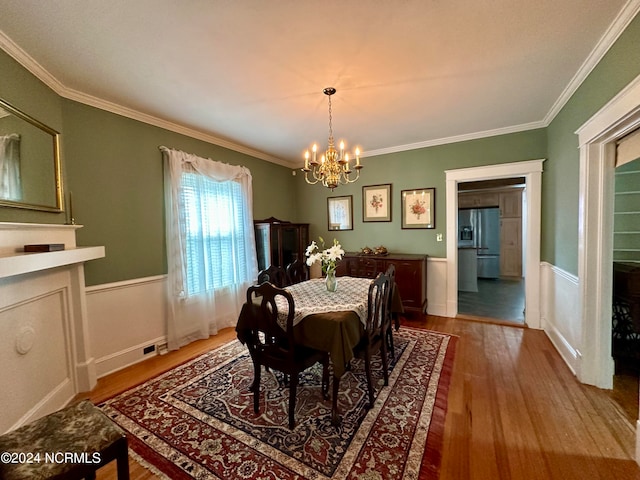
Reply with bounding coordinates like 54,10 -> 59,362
325,269 -> 338,292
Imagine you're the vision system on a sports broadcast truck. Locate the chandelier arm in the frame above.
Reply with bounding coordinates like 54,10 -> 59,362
303,171 -> 320,185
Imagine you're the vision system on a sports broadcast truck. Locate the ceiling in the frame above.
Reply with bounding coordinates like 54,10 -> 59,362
0,0 -> 636,168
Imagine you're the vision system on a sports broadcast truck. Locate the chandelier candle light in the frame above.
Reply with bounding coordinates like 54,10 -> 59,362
302,87 -> 362,190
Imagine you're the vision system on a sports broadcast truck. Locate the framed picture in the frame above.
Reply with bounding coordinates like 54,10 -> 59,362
327,195 -> 353,231
401,188 -> 435,229
362,184 -> 392,222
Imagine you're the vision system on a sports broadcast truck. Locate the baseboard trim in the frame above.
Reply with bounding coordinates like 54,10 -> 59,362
95,335 -> 167,378
544,321 -> 579,376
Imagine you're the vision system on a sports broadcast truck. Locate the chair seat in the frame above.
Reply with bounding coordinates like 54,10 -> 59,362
255,343 -> 326,372
0,400 -> 129,480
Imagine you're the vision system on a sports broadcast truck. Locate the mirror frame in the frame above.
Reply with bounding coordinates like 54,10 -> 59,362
0,98 -> 63,212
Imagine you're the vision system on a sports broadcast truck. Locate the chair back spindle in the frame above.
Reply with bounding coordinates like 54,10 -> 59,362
286,258 -> 309,285
257,265 -> 288,287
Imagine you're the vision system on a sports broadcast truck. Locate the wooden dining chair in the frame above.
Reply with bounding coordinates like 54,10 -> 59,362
257,265 -> 288,287
385,263 -> 397,359
244,282 -> 329,429
286,258 -> 309,285
353,272 -> 392,409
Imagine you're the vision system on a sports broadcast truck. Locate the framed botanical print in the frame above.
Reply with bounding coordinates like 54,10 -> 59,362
363,184 -> 392,222
401,188 -> 435,229
327,195 -> 353,231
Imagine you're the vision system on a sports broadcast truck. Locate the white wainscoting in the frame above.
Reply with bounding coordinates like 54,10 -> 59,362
85,260 -> 582,382
86,257 -> 450,379
86,275 -> 167,377
1,269 -> 76,432
426,257 -> 448,317
540,261 -> 581,375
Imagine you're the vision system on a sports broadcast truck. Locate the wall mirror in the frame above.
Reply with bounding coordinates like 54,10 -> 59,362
0,98 -> 63,212
327,195 -> 353,231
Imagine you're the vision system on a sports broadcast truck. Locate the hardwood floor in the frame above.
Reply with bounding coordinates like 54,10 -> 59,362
87,317 -> 640,480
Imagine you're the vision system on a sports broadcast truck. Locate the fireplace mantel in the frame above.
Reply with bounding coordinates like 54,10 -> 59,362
0,222 -> 105,278
0,222 -> 105,432
0,247 -> 105,279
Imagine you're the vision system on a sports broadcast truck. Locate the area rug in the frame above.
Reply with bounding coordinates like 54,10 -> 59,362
100,326 -> 456,479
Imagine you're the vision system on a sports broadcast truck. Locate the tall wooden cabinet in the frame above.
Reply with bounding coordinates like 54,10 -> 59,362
499,189 -> 523,277
336,253 -> 428,314
254,217 -> 309,271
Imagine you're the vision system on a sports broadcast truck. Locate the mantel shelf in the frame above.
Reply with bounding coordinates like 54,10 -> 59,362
0,246 -> 105,280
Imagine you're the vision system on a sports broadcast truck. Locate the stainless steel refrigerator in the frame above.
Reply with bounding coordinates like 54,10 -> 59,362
458,207 -> 500,278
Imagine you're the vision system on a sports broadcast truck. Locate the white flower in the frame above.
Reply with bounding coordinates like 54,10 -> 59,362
306,252 -> 321,266
305,241 -> 317,256
305,237 -> 344,274
326,245 -> 343,261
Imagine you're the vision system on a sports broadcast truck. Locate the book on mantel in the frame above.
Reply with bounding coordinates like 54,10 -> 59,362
23,244 -> 65,252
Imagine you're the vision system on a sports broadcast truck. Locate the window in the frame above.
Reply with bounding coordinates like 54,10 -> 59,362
180,171 -> 251,296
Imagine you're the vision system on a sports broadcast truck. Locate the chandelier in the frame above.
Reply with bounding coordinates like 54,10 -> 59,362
302,87 -> 362,190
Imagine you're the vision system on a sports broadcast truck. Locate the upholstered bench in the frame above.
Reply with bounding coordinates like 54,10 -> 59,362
0,400 -> 129,480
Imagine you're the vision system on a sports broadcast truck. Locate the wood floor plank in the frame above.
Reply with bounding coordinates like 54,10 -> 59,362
85,317 -> 640,480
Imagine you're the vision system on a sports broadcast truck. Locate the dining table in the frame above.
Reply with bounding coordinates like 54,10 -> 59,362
236,275 -> 403,426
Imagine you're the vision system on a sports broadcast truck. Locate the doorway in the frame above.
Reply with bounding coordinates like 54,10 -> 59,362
445,159 -> 544,329
456,178 -> 527,324
575,74 -> 640,390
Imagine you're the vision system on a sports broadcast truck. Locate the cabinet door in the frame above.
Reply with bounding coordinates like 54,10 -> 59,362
459,192 -> 499,208
500,217 -> 522,276
254,224 -> 271,271
499,190 -> 522,217
392,260 -> 423,311
343,257 -> 360,276
279,226 -> 298,267
458,193 -> 477,209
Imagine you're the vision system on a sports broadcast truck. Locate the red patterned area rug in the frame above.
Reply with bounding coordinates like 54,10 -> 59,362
100,326 -> 456,480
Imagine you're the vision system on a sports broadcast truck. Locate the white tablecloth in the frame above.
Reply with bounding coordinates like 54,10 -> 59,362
277,276 -> 372,327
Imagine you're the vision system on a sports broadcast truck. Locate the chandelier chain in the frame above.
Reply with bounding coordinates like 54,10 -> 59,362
327,93 -> 334,146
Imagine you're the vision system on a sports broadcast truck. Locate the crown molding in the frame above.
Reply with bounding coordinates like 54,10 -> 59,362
362,121 -> 546,159
60,87 -> 292,167
543,0 -> 640,125
0,30 -> 67,93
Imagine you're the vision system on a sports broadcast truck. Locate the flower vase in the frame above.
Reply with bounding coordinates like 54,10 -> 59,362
325,269 -> 338,292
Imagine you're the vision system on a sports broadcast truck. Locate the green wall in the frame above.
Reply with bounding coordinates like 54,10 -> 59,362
61,101 -> 297,285
294,129 -> 547,257
546,13 -> 640,274
2,11 -> 640,283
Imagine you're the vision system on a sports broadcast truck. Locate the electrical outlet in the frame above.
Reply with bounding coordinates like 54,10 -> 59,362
436,233 -> 443,242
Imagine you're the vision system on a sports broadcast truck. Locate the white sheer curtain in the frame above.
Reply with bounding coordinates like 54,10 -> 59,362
0,134 -> 22,201
161,146 -> 258,350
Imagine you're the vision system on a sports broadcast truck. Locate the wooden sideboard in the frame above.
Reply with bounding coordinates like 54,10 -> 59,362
336,253 -> 428,314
